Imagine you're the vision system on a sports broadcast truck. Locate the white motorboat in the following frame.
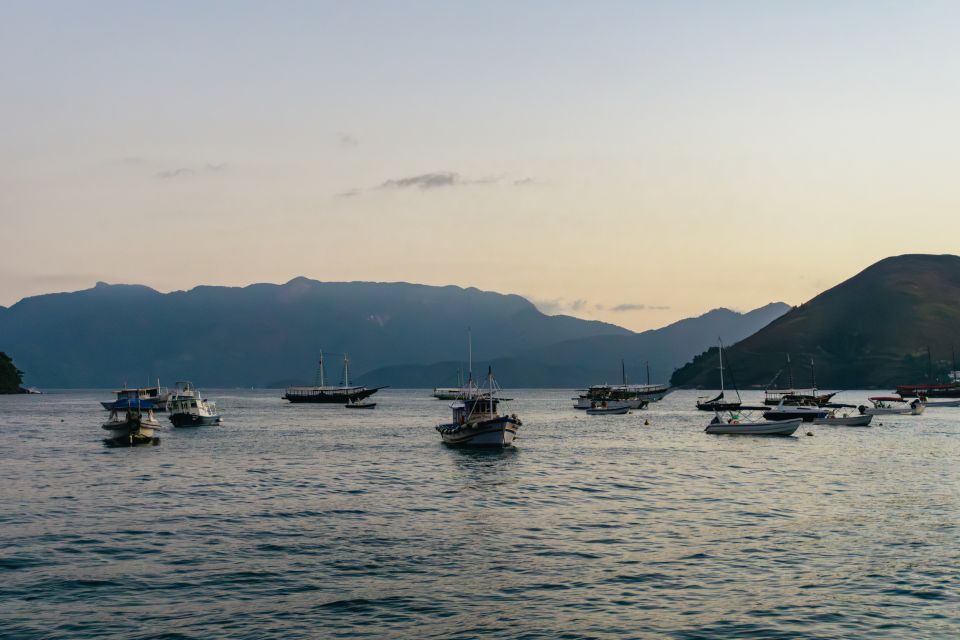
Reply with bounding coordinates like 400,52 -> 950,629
859,396 -> 925,416
345,401 -> 376,409
763,398 -> 828,422
102,399 -> 162,446
586,403 -> 631,415
917,397 -> 960,408
813,411 -> 873,427
705,406 -> 802,436
167,381 -> 222,427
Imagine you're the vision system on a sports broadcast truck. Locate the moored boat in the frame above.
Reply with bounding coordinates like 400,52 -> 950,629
858,396 -> 925,416
813,411 -> 873,427
763,398 -> 828,422
696,339 -> 743,411
586,403 -> 631,415
705,407 -> 802,436
436,338 -> 521,448
167,381 -> 222,427
102,399 -> 162,446
101,383 -> 171,412
345,401 -> 376,409
284,351 -> 386,404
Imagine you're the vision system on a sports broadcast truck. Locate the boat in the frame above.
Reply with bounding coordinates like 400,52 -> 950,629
167,381 -> 222,427
696,339 -> 743,411
345,401 -> 376,409
283,351 -> 386,404
813,410 -> 873,427
705,407 -> 802,436
763,356 -> 836,406
585,403 -> 631,415
436,335 -> 521,448
895,346 -> 960,398
102,399 -> 162,446
763,398 -> 828,422
101,382 -> 171,411
573,360 -> 665,409
917,397 -> 960,408
432,387 -> 462,400
858,396 -> 925,416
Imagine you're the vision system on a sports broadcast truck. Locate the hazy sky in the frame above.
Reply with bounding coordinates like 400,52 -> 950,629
3,1 -> 959,330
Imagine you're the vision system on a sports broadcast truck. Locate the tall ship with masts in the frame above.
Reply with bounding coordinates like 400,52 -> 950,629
895,346 -> 960,398
573,360 -> 670,410
763,354 -> 836,406
283,351 -> 386,404
696,339 -> 743,411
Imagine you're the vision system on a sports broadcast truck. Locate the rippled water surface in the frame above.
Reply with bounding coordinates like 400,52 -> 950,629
1,389 -> 958,638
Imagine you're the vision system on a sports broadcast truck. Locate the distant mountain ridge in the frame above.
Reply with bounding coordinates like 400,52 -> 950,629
357,302 -> 790,388
0,278 -> 787,388
671,254 -> 960,388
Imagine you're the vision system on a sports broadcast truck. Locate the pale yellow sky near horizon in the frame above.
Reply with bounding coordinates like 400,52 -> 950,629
3,2 -> 959,330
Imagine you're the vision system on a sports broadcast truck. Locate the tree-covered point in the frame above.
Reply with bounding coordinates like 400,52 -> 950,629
0,352 -> 25,393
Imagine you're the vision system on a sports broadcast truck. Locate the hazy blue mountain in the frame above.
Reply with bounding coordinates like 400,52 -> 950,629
0,279 -> 628,388
357,303 -> 790,388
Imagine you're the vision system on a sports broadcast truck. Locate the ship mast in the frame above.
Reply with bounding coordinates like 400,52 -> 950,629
718,339 -> 725,395
316,350 -> 326,387
787,354 -> 794,390
343,353 -> 350,387
621,359 -> 626,386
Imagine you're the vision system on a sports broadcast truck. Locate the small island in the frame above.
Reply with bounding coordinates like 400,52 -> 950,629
0,352 -> 29,394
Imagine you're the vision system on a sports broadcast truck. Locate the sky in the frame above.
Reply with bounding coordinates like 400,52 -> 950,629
2,1 -> 960,330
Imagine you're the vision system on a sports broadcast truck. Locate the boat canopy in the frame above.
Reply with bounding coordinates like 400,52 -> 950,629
111,398 -> 156,410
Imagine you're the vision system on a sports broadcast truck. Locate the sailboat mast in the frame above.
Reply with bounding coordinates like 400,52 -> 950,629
646,361 -> 651,386
318,350 -> 326,387
343,353 -> 350,387
787,354 -> 794,389
810,357 -> 816,392
718,340 -> 724,393
621,359 -> 626,386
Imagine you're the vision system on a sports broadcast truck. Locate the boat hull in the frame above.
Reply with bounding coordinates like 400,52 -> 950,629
813,414 -> 873,427
436,416 -> 521,447
696,401 -> 742,412
345,403 -> 376,409
705,418 -> 802,436
170,413 -> 221,427
102,418 -> 161,446
586,406 -> 630,415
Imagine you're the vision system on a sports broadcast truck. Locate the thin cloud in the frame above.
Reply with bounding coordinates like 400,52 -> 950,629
530,297 -> 592,315
611,303 -> 671,312
513,177 -> 535,186
157,168 -> 194,179
337,132 -> 359,147
335,188 -> 361,198
381,172 -> 463,190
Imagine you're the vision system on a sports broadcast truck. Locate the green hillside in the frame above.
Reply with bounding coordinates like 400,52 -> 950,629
0,352 -> 25,393
671,254 -> 960,388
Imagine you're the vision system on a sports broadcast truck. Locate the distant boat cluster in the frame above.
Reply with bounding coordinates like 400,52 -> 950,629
55,336 -> 960,448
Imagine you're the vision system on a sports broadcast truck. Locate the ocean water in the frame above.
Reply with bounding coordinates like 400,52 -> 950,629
0,389 -> 957,639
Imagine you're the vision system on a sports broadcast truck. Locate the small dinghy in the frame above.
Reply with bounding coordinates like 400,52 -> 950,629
345,401 -> 376,409
586,402 -> 631,415
814,412 -> 873,427
102,399 -> 162,447
705,406 -> 801,436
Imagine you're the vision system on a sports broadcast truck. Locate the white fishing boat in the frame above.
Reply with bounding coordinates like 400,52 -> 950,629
859,396 -> 925,416
167,381 -> 222,427
101,399 -> 162,446
436,335 -> 521,447
705,406 -> 802,436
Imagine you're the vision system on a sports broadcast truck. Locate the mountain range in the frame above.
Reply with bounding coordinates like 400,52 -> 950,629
671,254 -> 960,388
0,279 -> 786,388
